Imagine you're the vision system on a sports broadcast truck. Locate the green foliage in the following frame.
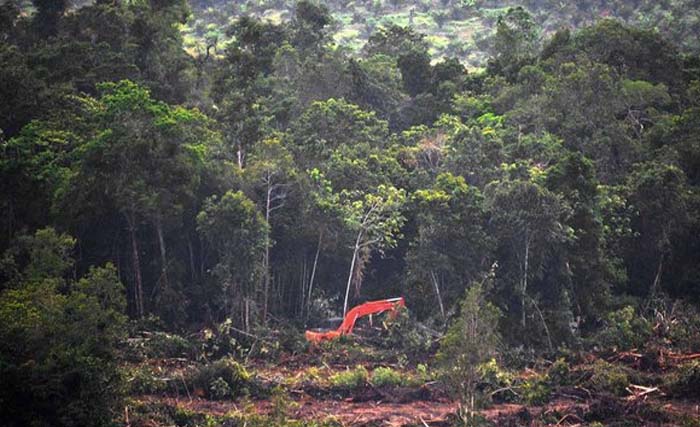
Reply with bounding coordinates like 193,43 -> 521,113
3,3 -> 700,424
0,228 -> 127,427
127,365 -> 169,395
190,358 -> 252,399
663,302 -> 700,352
547,357 -> 571,386
436,277 -> 500,410
408,172 -> 491,321
666,361 -> 700,399
519,373 -> 551,405
593,306 -> 652,351
329,365 -> 369,390
197,190 -> 269,320
131,398 -> 342,427
477,358 -> 514,388
583,360 -> 630,396
382,306 -> 433,355
490,7 -> 540,79
371,366 -> 406,387
130,332 -> 194,360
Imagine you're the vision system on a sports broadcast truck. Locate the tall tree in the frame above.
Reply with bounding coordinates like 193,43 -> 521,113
243,137 -> 297,322
407,172 -> 492,321
625,162 -> 690,297
490,7 -> 540,80
31,0 -> 68,39
197,190 -> 268,329
62,80 -> 213,317
488,179 -> 570,337
339,184 -> 406,315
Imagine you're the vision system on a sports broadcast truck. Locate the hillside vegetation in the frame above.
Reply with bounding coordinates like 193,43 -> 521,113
184,0 -> 700,67
1,0 -> 700,425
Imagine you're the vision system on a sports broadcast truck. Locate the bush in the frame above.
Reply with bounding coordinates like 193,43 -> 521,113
197,318 -> 248,361
583,360 -> 630,396
371,367 -> 405,387
126,331 -> 194,361
208,377 -> 232,400
547,357 -> 572,386
147,332 -> 194,358
190,358 -> 252,399
478,358 -> 514,389
477,358 -> 517,403
659,302 -> 700,353
127,365 -> 169,395
409,363 -> 433,385
329,365 -> 369,390
519,373 -> 551,405
666,361 -> 700,399
382,307 -> 434,356
436,279 -> 500,412
593,306 -> 652,351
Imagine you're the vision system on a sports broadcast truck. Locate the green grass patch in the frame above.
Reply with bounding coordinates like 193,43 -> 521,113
371,367 -> 405,387
329,365 -> 368,390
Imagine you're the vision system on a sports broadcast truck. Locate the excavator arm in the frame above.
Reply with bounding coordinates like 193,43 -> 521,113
305,297 -> 405,344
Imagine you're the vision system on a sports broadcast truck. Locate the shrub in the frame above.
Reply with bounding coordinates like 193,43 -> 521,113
197,318 -> 248,361
477,358 -> 517,403
146,332 -> 194,359
547,357 -> 571,386
126,331 -> 194,361
127,365 -> 169,395
436,279 -> 500,413
412,363 -> 433,384
371,367 -> 405,387
665,361 -> 700,399
190,358 -> 252,399
329,365 -> 369,390
208,377 -> 232,400
661,302 -> 700,353
382,307 -> 434,356
584,360 -> 630,396
593,306 -> 652,351
520,373 -> 551,405
478,358 -> 514,389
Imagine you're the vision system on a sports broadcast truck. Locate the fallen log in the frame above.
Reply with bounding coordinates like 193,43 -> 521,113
626,384 -> 660,401
666,352 -> 700,362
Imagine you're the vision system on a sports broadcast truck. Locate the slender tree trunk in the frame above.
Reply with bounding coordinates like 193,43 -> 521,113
199,238 -> 205,278
187,235 -> 196,282
344,231 -> 363,316
306,230 -> 323,319
7,199 -> 14,243
430,270 -> 446,323
300,257 -> 306,318
651,255 -> 664,297
530,295 -> 553,353
155,214 -> 169,292
522,229 -> 530,329
126,211 -> 144,318
237,143 -> 244,169
262,184 -> 273,324
244,297 -> 250,333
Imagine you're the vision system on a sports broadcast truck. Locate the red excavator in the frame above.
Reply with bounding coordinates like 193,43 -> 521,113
305,297 -> 405,344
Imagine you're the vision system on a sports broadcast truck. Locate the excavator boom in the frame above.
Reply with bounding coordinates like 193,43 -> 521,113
305,297 -> 405,344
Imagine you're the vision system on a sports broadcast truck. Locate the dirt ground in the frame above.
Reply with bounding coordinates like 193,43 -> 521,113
134,389 -> 700,426
129,350 -> 700,426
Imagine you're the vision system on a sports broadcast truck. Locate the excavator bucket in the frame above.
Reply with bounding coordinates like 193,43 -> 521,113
305,297 -> 405,344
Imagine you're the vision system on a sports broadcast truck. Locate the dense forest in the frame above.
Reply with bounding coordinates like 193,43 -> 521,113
180,0 -> 700,68
1,0 -> 700,426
